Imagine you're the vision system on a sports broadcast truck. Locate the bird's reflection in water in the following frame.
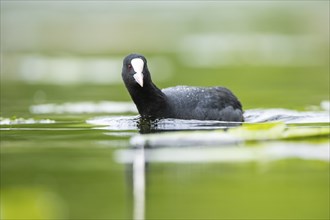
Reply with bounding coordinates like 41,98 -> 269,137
137,118 -> 158,134
137,117 -> 242,134
127,118 -> 166,220
127,117 -> 242,220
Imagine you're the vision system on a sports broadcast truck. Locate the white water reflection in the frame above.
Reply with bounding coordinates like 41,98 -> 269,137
0,117 -> 55,125
116,142 -> 329,164
87,116 -> 139,131
132,145 -> 146,220
245,108 -> 330,123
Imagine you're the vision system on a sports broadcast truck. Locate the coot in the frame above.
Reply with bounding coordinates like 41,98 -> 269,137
122,54 -> 244,122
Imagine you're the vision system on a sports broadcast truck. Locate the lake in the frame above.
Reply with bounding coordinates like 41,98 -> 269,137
1,1 -> 329,219
1,79 -> 329,220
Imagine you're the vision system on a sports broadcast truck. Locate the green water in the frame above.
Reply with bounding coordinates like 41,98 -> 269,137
2,1 -> 329,219
1,63 -> 329,219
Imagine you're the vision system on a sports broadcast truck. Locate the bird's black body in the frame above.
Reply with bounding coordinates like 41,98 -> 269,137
122,54 -> 244,122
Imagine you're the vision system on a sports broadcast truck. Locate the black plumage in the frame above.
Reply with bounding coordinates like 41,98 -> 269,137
122,53 -> 244,122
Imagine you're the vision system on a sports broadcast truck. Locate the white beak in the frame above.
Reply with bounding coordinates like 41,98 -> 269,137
131,58 -> 145,87
133,72 -> 144,87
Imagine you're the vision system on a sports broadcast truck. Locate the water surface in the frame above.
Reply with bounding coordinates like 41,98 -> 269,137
1,98 -> 329,220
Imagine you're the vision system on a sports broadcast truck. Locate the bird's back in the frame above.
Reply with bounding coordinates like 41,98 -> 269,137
162,86 -> 243,121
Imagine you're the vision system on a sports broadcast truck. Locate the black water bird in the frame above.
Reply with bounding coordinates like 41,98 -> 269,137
122,54 -> 244,122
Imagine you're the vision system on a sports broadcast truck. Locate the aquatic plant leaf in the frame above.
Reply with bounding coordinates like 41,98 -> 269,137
130,122 -> 329,147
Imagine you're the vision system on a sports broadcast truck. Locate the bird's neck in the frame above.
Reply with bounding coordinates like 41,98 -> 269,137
129,81 -> 169,118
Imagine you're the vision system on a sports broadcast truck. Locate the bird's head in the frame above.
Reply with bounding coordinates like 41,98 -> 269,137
122,53 -> 151,88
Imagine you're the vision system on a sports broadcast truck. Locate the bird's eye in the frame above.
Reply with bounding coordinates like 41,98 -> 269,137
127,64 -> 132,69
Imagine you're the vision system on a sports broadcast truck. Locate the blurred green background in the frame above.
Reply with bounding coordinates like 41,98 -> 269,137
1,1 -> 329,112
1,1 -> 329,220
